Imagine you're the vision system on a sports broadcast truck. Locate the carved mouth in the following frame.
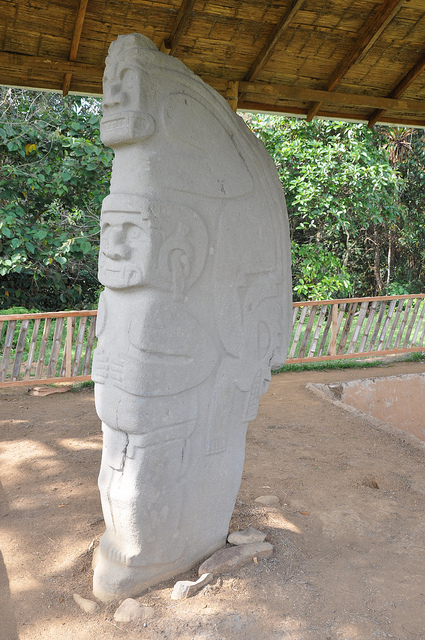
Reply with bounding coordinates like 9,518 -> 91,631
98,265 -> 142,288
100,112 -> 155,145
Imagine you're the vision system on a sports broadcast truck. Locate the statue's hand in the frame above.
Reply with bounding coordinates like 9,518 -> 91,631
92,350 -> 109,383
108,356 -> 126,384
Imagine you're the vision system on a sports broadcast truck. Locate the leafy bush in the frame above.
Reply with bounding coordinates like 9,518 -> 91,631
0,88 -> 113,310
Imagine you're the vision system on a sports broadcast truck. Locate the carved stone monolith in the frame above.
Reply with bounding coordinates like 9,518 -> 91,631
92,33 -> 292,602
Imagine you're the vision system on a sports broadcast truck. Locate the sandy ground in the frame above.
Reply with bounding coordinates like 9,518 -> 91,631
1,359 -> 425,640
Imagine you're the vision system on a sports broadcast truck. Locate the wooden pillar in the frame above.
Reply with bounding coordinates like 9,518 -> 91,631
225,81 -> 239,112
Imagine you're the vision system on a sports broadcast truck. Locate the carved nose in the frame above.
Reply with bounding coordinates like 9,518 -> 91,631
103,83 -> 123,108
102,228 -> 130,260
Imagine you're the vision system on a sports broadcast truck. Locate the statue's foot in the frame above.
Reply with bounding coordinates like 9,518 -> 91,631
92,543 -> 195,603
93,550 -> 149,602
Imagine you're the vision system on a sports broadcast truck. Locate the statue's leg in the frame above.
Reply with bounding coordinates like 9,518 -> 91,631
93,423 -> 189,601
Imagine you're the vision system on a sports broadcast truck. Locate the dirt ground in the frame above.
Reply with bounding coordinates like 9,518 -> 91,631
1,359 -> 425,640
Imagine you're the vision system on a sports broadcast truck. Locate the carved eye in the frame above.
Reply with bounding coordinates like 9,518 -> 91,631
121,68 -> 135,90
127,225 -> 141,240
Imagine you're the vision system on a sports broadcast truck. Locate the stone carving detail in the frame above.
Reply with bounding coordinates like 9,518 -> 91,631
92,33 -> 292,602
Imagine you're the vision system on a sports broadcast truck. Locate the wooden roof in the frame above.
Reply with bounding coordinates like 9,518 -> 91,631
2,0 -> 425,127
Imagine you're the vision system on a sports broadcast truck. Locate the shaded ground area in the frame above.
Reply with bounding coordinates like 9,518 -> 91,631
1,359 -> 424,640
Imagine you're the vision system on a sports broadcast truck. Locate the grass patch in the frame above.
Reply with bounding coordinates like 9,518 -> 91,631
274,351 -> 425,374
71,380 -> 94,392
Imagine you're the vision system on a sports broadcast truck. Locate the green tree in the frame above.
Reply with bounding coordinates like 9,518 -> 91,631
246,115 -> 403,300
383,127 -> 425,294
0,88 -> 113,310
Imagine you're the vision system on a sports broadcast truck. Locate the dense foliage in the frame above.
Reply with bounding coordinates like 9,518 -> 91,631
247,115 -> 425,300
1,89 -> 424,310
0,88 -> 112,310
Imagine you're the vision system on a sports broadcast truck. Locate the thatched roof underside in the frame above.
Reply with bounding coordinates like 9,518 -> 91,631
2,0 -> 425,127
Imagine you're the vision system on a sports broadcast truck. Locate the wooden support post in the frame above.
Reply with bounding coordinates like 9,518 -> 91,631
225,81 -> 239,112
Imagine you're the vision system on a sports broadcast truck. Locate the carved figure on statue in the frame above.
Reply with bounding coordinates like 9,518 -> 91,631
92,32 -> 292,602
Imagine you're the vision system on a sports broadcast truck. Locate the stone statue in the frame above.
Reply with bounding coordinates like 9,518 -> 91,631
92,33 -> 292,602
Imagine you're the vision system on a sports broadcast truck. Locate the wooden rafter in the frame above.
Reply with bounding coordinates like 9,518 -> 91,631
161,0 -> 197,55
0,52 -> 103,79
238,101 -> 425,128
63,0 -> 89,97
368,52 -> 425,127
237,81 -> 425,113
245,0 -> 305,83
306,0 -> 406,121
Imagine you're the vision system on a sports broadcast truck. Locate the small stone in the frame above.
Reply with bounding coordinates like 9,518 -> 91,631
254,495 -> 280,506
114,598 -> 155,623
227,527 -> 266,545
73,593 -> 99,614
171,573 -> 213,600
198,542 -> 273,577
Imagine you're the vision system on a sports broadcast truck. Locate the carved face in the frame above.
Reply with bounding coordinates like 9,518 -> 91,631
98,206 -> 158,289
101,62 -> 155,146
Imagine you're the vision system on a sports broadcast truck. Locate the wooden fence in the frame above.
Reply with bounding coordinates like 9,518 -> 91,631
0,294 -> 424,387
0,310 -> 97,387
287,294 -> 425,363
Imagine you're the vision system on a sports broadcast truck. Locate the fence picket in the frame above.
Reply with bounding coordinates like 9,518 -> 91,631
402,298 -> 421,347
317,310 -> 333,357
289,306 -> 308,358
47,318 -> 64,378
411,299 -> 425,344
23,318 -> 41,380
358,301 -> 378,353
384,299 -> 405,350
347,301 -> 369,353
82,317 -> 97,375
394,299 -> 413,349
367,300 -> 387,352
60,317 -> 76,377
72,316 -> 88,376
377,299 -> 397,351
35,318 -> 52,380
0,320 -> 16,382
11,320 -> 30,380
308,304 -> 328,357
298,306 -> 317,357
337,303 -> 357,355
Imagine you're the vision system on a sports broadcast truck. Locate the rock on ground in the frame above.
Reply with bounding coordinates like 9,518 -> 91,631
254,495 -> 280,505
227,527 -> 266,545
171,573 -> 213,599
198,542 -> 273,577
114,598 -> 155,623
73,593 -> 99,614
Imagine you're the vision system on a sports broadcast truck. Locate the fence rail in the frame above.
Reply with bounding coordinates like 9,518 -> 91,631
1,294 -> 424,387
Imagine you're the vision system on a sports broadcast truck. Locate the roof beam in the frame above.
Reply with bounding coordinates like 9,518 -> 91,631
63,0 -> 89,97
161,0 -> 197,55
368,51 -> 425,127
237,81 -> 425,112
238,101 -> 425,128
245,0 -> 305,83
306,0 -> 406,121
0,51 -> 103,78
